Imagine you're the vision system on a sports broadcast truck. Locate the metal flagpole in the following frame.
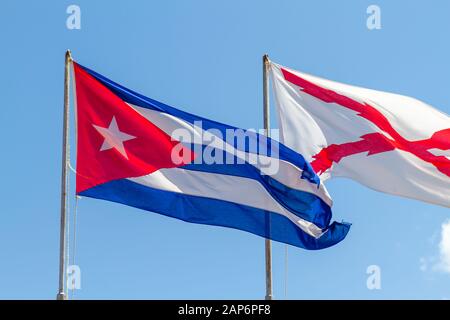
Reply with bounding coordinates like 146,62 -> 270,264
57,49 -> 72,300
262,54 -> 273,300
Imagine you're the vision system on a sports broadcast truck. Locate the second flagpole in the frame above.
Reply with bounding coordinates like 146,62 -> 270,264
262,54 -> 273,300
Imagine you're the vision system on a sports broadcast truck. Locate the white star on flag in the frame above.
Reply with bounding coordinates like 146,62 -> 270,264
93,116 -> 136,159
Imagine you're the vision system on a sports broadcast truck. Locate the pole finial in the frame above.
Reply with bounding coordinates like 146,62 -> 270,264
65,50 -> 73,62
263,54 -> 270,65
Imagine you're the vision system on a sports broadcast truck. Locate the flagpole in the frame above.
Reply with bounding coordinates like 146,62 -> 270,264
57,49 -> 72,300
263,54 -> 273,300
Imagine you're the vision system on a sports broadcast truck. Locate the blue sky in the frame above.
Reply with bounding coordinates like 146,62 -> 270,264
1,0 -> 449,299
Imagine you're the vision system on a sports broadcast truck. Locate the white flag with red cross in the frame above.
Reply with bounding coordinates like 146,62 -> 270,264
270,61 -> 450,207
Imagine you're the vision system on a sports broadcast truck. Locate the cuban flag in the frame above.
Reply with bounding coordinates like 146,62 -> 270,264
72,61 -> 350,250
270,61 -> 450,207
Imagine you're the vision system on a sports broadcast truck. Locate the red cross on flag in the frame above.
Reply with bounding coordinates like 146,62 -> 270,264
270,61 -> 450,207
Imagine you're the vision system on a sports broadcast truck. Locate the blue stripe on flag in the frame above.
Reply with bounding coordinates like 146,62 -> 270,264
179,145 -> 332,229
79,178 -> 350,250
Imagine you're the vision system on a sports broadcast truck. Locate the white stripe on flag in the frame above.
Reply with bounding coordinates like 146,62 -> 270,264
128,168 -> 325,238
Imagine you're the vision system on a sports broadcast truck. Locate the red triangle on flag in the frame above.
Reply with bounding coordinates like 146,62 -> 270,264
73,62 -> 194,193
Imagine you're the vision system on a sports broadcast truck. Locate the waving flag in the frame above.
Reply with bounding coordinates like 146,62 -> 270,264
72,61 -> 349,249
270,61 -> 450,207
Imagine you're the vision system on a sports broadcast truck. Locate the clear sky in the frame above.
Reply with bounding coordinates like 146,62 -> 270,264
1,0 -> 449,299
